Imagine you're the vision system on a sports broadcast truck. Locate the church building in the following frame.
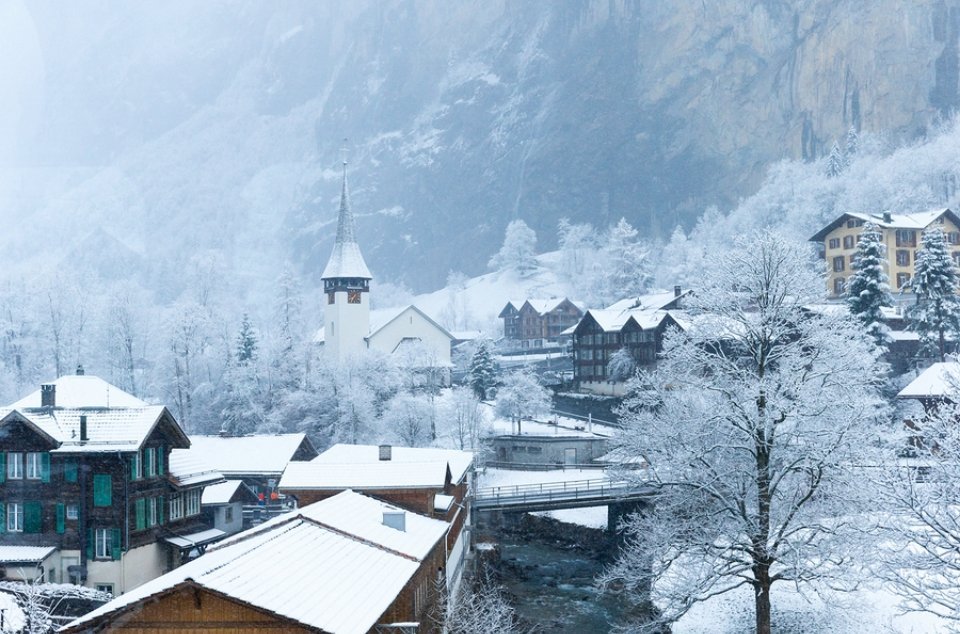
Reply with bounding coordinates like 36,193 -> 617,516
317,161 -> 454,376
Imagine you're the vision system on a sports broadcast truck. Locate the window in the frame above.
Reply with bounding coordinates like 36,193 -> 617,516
95,584 -> 114,596
828,237 -> 840,249
93,474 -> 112,506
949,232 -> 960,245
6,503 -> 22,532
897,272 -> 912,290
896,230 -> 917,247
896,250 -> 910,266
846,219 -> 864,229
146,497 -> 156,527
130,453 -> 140,481
843,235 -> 855,249
186,489 -> 201,516
327,291 -> 335,305
26,453 -> 46,480
7,453 -> 22,479
143,447 -> 155,478
66,504 -> 78,520
94,528 -> 118,560
834,277 -> 846,296
225,506 -> 234,523
832,256 -> 845,272
169,494 -> 183,521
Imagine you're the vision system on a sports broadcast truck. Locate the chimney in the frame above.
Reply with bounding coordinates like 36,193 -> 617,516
40,384 -> 56,408
883,211 -> 892,223
79,415 -> 88,442
674,285 -> 682,298
379,444 -> 392,461
75,364 -> 84,376
382,509 -> 406,531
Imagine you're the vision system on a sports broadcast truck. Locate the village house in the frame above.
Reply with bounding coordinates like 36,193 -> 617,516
498,298 -> 583,350
61,489 -> 451,633
279,443 -> 473,595
569,288 -> 690,396
0,371 -> 224,595
200,480 -> 258,536
809,208 -> 960,298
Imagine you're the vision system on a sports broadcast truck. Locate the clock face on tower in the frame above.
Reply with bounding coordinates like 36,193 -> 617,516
348,290 -> 361,304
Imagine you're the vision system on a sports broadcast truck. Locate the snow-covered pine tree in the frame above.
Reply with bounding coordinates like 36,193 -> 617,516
847,222 -> 894,346
908,227 -> 960,361
468,341 -> 497,399
236,313 -> 257,363
826,140 -> 845,177
845,126 -> 859,159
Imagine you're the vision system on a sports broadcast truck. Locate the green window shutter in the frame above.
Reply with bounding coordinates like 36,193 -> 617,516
129,454 -> 137,481
55,503 -> 65,534
40,453 -> 50,483
93,474 -> 112,506
157,496 -> 165,525
86,528 -> 94,560
135,498 -> 145,531
0,452 -> 6,483
157,444 -> 164,476
24,501 -> 42,533
0,503 -> 6,533
64,460 -> 78,483
111,528 -> 122,560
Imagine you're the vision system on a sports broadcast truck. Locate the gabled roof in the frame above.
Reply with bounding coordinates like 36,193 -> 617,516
186,433 -> 315,477
0,546 -> 57,564
571,308 -> 679,335
898,362 -> 960,400
368,304 -> 454,342
604,289 -> 691,312
280,460 -> 452,491
168,448 -> 225,488
63,490 -> 445,634
202,480 -> 257,506
10,375 -> 146,409
808,208 -> 960,242
499,298 -> 581,319
314,443 -> 474,484
321,163 -> 372,281
0,406 -> 186,453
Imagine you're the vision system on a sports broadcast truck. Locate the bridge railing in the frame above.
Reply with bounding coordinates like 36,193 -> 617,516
473,477 -> 650,508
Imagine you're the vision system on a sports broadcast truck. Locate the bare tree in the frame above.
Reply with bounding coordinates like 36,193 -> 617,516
600,232 -> 886,634
435,566 -> 525,634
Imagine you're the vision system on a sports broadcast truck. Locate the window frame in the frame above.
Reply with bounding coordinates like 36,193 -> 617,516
186,489 -> 201,516
6,503 -> 22,532
94,528 -> 112,560
7,452 -> 23,480
25,453 -> 42,480
66,504 -> 79,520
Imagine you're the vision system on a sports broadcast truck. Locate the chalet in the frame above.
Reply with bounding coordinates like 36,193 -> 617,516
0,372 -> 223,595
809,208 -> 960,298
569,289 -> 690,395
279,443 -> 474,595
897,362 -> 960,411
61,490 -> 451,633
499,298 -> 583,349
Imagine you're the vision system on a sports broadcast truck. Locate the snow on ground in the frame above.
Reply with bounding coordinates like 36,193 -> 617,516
484,409 -> 612,438
674,580 -> 949,634
0,591 -> 25,633
478,467 -> 610,529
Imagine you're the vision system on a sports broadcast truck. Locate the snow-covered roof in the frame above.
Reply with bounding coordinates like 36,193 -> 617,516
314,304 -> 454,346
218,489 -> 448,562
186,433 -> 313,477
809,208 -> 959,241
281,459 -> 452,490
314,443 -> 474,484
0,546 -> 57,563
577,307 -> 678,334
321,166 -> 372,281
163,528 -> 226,549
604,289 -> 690,312
898,362 -> 960,400
10,375 -> 146,409
0,406 -> 181,454
202,480 -> 252,506
64,491 -> 442,634
168,448 -> 224,488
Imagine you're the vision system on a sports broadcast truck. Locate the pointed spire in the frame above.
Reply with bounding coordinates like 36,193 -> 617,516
322,149 -> 372,281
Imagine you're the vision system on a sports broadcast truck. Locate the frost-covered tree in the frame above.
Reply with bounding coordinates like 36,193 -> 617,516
495,368 -> 551,434
603,217 -> 650,302
607,347 -> 637,383
908,227 -> 960,361
826,140 -> 846,177
847,222 -> 894,346
468,341 -> 497,400
435,566 -> 524,634
438,386 -> 486,451
845,126 -> 860,159
235,314 -> 257,364
489,219 -> 538,276
600,232 -> 885,634
383,392 -> 435,447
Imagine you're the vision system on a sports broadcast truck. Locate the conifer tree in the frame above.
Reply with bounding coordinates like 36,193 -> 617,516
908,227 -> 960,361
236,313 -> 257,364
468,341 -> 497,400
826,141 -> 845,177
845,126 -> 859,159
847,222 -> 893,346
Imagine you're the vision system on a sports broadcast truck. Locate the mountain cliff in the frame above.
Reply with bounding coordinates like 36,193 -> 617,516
2,0 -> 958,293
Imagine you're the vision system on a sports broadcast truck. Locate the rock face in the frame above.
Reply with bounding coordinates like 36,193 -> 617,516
4,1 -> 960,291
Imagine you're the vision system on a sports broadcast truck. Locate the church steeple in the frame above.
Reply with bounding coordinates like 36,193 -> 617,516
321,159 -> 372,281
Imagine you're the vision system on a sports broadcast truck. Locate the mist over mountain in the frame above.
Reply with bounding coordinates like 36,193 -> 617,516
2,0 -> 959,295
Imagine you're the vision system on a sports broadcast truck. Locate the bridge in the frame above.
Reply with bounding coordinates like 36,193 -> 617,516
472,478 -> 655,514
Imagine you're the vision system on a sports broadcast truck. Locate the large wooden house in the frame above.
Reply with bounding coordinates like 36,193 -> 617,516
62,490 -> 451,633
499,298 -> 583,349
0,372 -> 223,595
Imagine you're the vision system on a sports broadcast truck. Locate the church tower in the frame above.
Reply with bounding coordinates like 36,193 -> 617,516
321,159 -> 372,361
